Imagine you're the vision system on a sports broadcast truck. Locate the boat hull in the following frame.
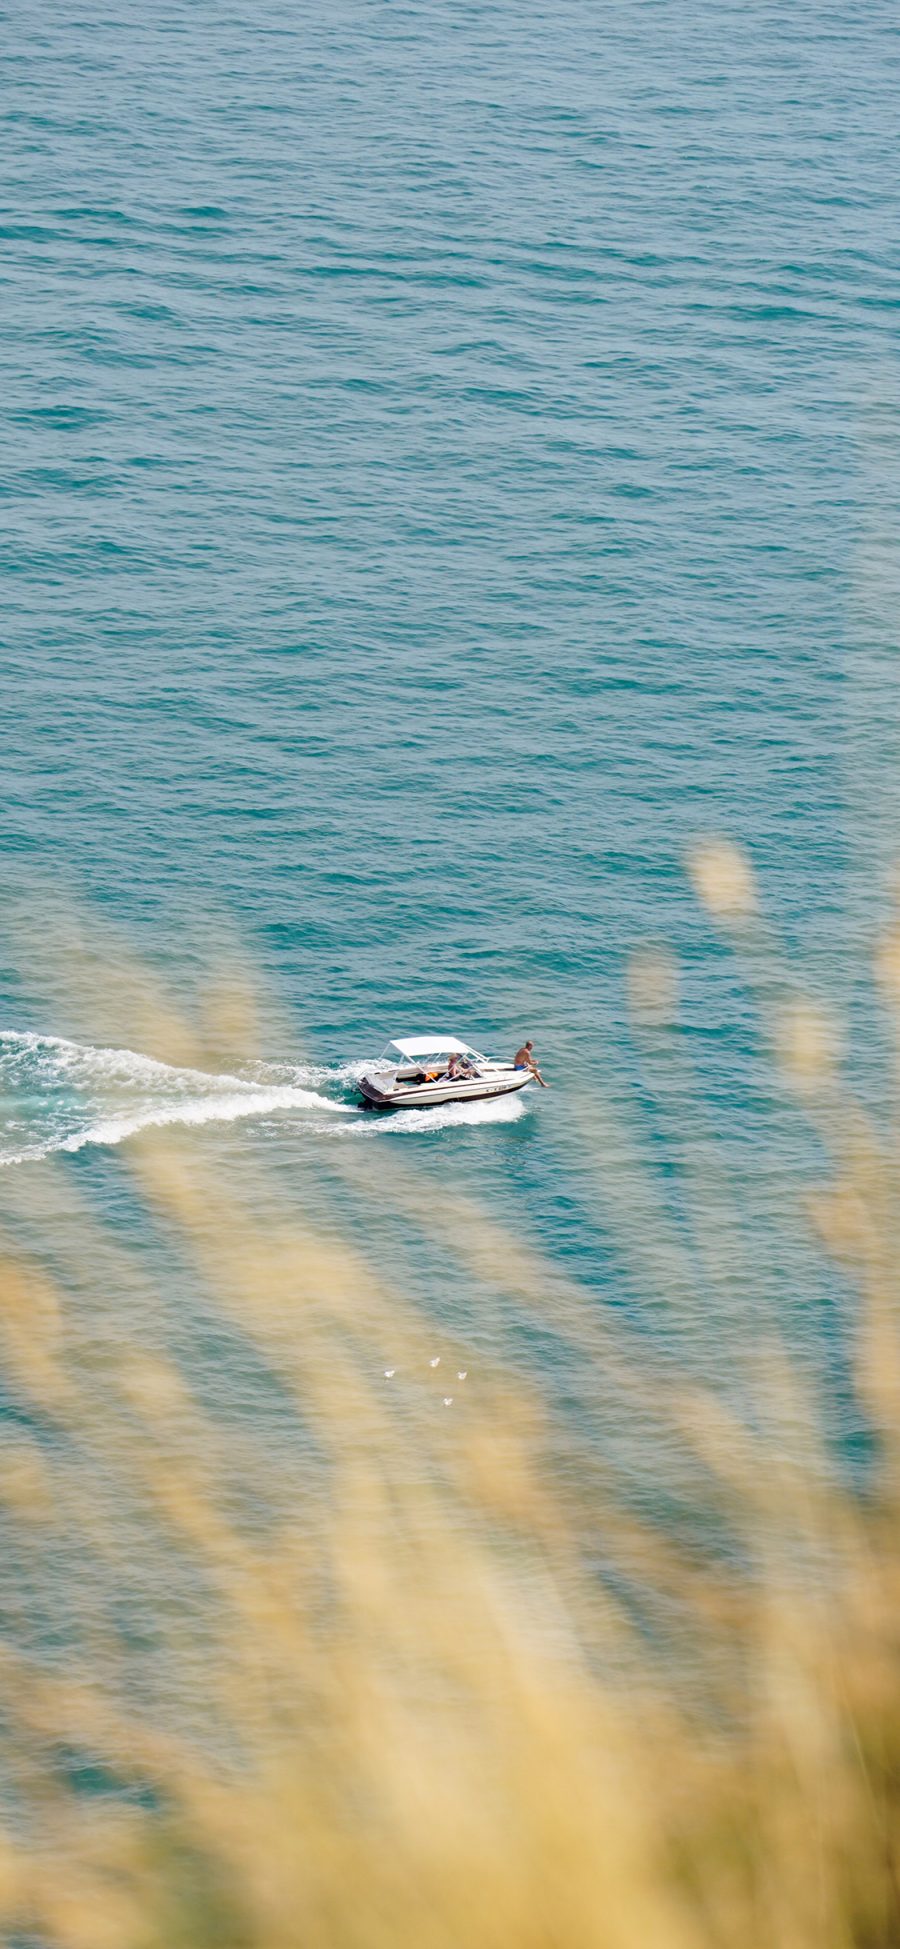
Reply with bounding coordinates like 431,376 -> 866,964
358,1068 -> 532,1111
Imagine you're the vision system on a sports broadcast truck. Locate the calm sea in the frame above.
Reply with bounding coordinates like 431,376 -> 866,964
2,0 -> 899,1477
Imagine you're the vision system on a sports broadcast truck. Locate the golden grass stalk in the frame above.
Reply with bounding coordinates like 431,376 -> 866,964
0,861 -> 897,1947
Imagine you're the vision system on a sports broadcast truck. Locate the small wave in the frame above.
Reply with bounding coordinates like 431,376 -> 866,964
93,1083 -> 346,1149
284,1055 -> 374,1089
363,1092 -> 530,1136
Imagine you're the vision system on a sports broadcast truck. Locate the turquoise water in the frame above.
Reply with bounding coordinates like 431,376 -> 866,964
2,0 -> 899,1426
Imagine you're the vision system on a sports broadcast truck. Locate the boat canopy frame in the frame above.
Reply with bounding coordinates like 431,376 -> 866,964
382,1035 -> 485,1063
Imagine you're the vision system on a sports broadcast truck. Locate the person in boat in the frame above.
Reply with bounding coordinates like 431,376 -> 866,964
446,1051 -> 476,1080
514,1039 -> 548,1087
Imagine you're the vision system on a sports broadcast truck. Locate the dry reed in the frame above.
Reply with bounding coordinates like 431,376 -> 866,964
0,858 -> 897,1948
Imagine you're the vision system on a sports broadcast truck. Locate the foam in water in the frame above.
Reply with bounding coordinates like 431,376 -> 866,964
367,1092 -> 529,1135
0,1030 -> 354,1168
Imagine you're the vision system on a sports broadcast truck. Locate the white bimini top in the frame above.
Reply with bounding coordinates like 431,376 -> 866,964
385,1035 -> 482,1061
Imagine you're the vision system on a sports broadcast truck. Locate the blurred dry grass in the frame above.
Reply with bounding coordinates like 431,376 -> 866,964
0,854 -> 898,1947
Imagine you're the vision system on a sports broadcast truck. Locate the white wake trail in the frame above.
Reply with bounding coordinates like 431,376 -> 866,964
365,1092 -> 529,1135
0,1030 -> 353,1168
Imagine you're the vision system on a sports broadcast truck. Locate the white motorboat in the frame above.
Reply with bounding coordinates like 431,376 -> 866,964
358,1035 -> 534,1110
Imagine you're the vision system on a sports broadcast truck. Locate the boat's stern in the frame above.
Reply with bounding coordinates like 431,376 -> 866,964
358,1068 -> 399,1108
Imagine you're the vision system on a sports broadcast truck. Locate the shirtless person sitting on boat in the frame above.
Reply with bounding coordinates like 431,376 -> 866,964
514,1039 -> 549,1087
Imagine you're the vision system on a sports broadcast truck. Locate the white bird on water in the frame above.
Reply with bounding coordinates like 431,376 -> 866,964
429,1356 -> 441,1368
